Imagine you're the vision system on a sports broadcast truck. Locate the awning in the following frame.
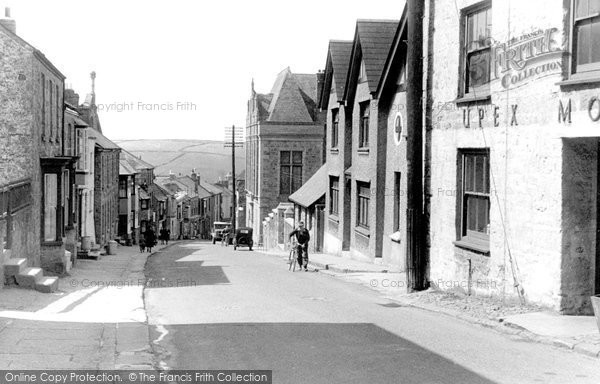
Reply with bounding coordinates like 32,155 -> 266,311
289,164 -> 327,208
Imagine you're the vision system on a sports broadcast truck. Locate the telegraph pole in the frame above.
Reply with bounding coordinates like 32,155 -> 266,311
406,0 -> 426,292
224,125 -> 243,235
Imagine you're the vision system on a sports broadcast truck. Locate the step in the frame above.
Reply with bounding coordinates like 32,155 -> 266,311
35,276 -> 59,293
15,267 -> 43,288
4,258 -> 27,278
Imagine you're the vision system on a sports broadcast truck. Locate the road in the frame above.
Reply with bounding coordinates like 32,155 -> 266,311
144,241 -> 600,384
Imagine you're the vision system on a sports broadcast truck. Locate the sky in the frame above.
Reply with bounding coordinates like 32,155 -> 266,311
4,0 -> 403,141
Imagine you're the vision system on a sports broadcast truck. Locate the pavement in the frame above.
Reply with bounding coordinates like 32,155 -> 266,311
264,247 -> 600,360
0,241 -> 175,369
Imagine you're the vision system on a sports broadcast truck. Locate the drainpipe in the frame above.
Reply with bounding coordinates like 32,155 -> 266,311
406,0 -> 426,292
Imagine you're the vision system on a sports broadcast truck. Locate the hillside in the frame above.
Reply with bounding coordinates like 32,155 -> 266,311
115,139 -> 245,183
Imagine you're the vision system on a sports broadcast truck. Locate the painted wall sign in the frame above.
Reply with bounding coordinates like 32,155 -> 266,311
557,98 -> 600,124
493,28 -> 563,88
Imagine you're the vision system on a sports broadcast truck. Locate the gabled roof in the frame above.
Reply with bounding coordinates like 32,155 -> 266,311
319,40 -> 353,109
289,164 -> 327,208
197,185 -> 213,200
376,5 -> 409,99
256,68 -> 319,123
343,19 -> 399,101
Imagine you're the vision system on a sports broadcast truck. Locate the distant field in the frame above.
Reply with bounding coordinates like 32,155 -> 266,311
116,139 -> 245,183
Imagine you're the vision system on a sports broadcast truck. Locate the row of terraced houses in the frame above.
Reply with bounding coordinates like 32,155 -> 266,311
249,0 -> 600,315
0,9 -> 233,293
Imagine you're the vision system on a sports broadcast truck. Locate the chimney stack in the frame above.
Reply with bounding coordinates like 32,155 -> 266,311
64,89 -> 80,108
0,7 -> 16,34
316,70 -> 325,105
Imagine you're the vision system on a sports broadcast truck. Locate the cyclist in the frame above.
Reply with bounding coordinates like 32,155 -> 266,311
289,221 -> 310,271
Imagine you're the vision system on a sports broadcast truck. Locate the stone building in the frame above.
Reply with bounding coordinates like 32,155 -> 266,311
425,0 -> 599,314
245,68 -> 326,244
0,9 -> 77,283
320,20 -> 399,264
93,131 -> 120,248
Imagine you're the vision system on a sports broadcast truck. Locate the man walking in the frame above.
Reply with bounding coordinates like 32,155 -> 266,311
289,221 -> 310,271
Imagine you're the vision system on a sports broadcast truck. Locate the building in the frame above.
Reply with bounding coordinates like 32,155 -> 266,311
425,0 -> 600,314
0,9 -> 77,282
118,155 -> 137,245
289,164 -> 328,253
320,20 -> 399,264
245,67 -> 326,244
120,150 -> 155,243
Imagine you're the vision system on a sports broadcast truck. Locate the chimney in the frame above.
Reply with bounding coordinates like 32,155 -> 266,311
64,89 -> 80,107
0,7 -> 16,34
169,170 -> 176,180
316,70 -> 325,105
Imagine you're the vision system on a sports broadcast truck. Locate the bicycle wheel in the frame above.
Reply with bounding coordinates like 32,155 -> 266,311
288,249 -> 297,271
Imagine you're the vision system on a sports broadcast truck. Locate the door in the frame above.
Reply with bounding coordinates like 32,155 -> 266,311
316,205 -> 325,253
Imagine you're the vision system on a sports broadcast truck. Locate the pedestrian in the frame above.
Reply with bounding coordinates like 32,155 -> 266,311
160,228 -> 167,245
289,221 -> 310,271
145,226 -> 157,253
166,229 -> 170,245
138,237 -> 146,253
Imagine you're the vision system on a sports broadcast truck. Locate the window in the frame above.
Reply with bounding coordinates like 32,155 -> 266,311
572,0 -> 600,76
41,74 -> 46,138
63,170 -> 69,229
56,85 -> 60,141
49,80 -> 53,139
459,150 -> 490,249
43,173 -> 58,242
119,178 -> 128,198
330,177 -> 339,215
393,172 -> 402,231
359,101 -> 370,148
141,199 -> 149,210
462,3 -> 492,96
331,109 -> 339,148
358,60 -> 367,83
280,151 -> 303,194
356,181 -> 370,229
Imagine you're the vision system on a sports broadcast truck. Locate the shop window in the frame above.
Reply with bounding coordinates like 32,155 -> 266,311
359,101 -> 370,148
572,0 -> 600,76
330,177 -> 339,215
331,109 -> 339,148
280,151 -> 303,194
356,181 -> 370,229
458,149 -> 490,251
43,173 -> 58,242
461,2 -> 492,97
394,172 -> 402,231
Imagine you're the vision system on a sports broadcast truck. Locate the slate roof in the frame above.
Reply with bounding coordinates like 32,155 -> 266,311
120,149 -> 155,171
149,183 -> 168,201
199,179 -> 223,195
288,164 -> 328,208
344,20 -> 399,99
257,68 -> 319,123
119,160 -> 136,175
93,129 -> 120,150
197,185 -> 213,200
376,6 -> 408,98
320,40 -> 353,109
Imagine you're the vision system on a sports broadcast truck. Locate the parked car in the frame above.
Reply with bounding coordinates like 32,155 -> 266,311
233,227 -> 253,251
211,221 -> 231,244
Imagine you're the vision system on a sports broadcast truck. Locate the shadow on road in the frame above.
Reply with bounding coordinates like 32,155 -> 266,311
161,322 -> 497,384
145,242 -> 230,287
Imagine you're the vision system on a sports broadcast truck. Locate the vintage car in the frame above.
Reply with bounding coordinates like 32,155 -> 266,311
211,221 -> 231,244
233,227 -> 253,251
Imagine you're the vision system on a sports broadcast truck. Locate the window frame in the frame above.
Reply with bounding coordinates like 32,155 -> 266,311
460,1 -> 492,98
356,181 -> 370,229
330,176 -> 339,215
359,101 -> 370,149
279,150 -> 303,195
331,108 -> 339,149
456,149 -> 491,253
570,0 -> 600,78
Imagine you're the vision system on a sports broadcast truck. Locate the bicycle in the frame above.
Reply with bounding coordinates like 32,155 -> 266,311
288,240 -> 298,272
